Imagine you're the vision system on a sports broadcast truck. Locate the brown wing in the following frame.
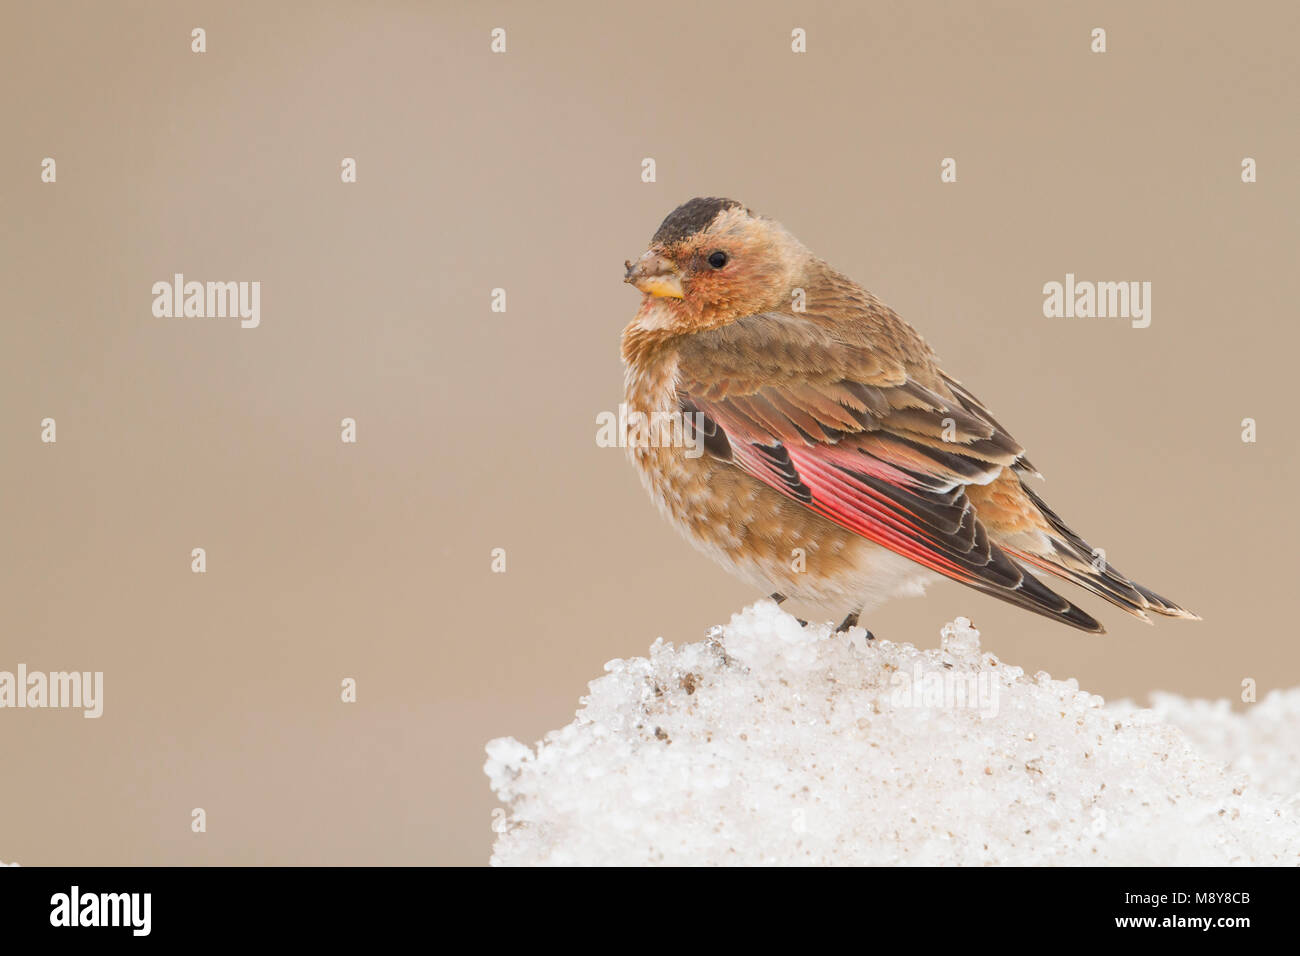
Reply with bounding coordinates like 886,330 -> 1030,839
677,285 -> 1196,629
677,311 -> 1105,632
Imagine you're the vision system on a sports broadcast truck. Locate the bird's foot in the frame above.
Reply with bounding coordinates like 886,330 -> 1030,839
836,609 -> 875,640
766,592 -> 807,625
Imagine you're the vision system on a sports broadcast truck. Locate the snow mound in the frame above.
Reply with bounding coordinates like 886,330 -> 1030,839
1134,690 -> 1300,801
486,600 -> 1300,866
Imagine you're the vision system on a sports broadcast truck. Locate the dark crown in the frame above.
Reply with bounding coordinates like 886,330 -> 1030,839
652,197 -> 745,245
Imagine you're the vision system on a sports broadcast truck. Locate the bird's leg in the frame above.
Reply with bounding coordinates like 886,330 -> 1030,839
769,591 -> 807,626
836,608 -> 874,640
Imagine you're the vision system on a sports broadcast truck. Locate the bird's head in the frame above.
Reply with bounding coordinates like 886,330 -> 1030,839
624,197 -> 809,331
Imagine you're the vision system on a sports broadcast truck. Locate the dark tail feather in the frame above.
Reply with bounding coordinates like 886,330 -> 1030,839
1011,483 -> 1200,623
968,561 -> 1106,634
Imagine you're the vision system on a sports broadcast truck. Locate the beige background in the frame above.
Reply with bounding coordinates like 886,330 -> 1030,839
1,1 -> 1296,865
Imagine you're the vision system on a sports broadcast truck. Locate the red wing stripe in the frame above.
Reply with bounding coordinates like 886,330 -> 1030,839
785,448 -> 975,580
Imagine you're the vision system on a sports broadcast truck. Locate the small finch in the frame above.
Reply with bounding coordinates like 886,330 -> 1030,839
621,197 -> 1198,634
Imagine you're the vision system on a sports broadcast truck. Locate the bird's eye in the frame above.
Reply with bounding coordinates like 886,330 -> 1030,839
707,250 -> 729,269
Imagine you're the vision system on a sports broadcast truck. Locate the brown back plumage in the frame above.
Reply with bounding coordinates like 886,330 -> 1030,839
672,261 -> 1196,632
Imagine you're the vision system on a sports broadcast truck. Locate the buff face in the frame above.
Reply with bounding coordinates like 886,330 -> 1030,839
624,198 -> 806,334
620,196 -> 1198,635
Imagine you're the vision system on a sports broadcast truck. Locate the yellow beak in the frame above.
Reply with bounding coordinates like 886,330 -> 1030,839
624,252 -> 685,299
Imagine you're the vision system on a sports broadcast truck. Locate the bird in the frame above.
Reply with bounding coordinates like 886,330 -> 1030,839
621,197 -> 1198,636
